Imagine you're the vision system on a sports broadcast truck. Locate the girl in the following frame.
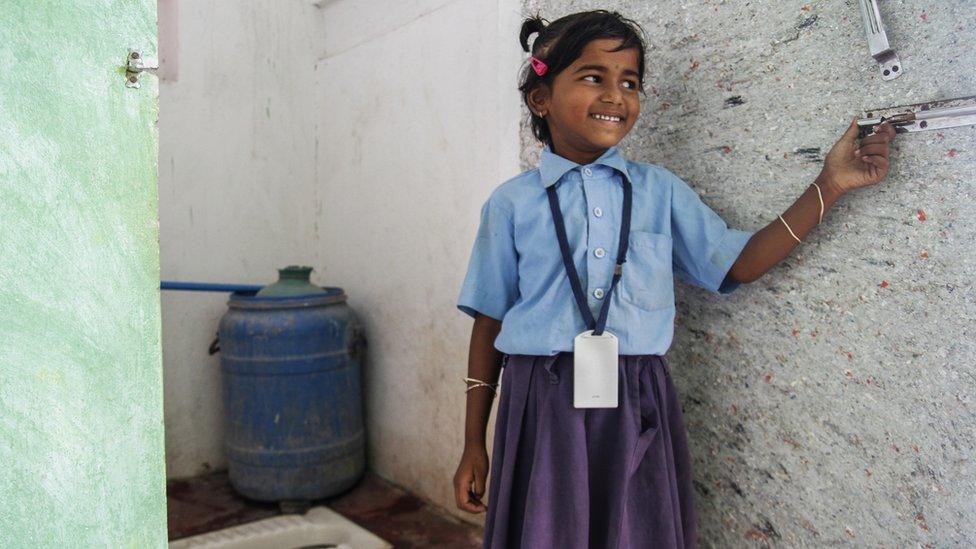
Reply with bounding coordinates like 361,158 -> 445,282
454,10 -> 895,548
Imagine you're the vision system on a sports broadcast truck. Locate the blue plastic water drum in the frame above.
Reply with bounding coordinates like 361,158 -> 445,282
218,289 -> 366,502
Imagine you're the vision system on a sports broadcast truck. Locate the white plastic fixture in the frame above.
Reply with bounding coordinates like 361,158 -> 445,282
169,506 -> 392,549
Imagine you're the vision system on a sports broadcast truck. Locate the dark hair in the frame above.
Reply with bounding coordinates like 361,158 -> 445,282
519,11 -> 647,146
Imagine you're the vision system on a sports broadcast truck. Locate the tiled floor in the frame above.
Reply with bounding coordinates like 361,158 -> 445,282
167,471 -> 483,548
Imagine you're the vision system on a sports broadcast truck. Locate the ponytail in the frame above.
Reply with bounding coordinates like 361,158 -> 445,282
519,16 -> 547,52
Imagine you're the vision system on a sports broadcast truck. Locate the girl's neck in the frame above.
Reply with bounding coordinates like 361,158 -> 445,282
550,141 -> 609,166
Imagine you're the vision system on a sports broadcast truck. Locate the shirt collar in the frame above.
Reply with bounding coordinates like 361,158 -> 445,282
538,146 -> 632,188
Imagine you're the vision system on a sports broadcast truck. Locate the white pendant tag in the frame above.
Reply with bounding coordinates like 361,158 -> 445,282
573,330 -> 619,408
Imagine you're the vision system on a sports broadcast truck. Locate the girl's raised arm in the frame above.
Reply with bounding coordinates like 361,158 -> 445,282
728,120 -> 897,284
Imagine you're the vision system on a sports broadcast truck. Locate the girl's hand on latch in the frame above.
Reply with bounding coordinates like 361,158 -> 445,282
820,119 -> 897,195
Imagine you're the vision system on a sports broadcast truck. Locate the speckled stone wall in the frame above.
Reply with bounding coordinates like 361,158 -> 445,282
524,0 -> 975,545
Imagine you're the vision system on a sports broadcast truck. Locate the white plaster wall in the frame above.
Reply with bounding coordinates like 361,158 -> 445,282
158,0 -> 328,478
313,0 -> 522,520
159,0 -> 523,519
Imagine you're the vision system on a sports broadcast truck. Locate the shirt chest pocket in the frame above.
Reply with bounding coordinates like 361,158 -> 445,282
621,231 -> 675,311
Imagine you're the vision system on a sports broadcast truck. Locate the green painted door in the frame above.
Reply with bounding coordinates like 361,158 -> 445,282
0,2 -> 166,547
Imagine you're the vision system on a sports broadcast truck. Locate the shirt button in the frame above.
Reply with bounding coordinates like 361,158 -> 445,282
593,207 -> 603,218
593,288 -> 605,299
583,168 -> 593,176
594,247 -> 606,258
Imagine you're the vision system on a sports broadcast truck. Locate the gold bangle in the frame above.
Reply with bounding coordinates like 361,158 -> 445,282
779,214 -> 802,244
463,377 -> 498,395
811,182 -> 824,224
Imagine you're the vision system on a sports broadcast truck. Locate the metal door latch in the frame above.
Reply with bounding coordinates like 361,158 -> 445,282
125,50 -> 158,88
857,96 -> 976,138
858,0 -> 902,80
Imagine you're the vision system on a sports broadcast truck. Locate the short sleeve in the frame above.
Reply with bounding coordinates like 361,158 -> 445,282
669,172 -> 753,294
457,195 -> 519,320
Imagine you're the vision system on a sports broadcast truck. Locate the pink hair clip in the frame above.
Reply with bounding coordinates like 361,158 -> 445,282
530,56 -> 548,77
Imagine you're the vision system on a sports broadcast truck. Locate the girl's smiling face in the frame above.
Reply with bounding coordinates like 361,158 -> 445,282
529,38 -> 641,165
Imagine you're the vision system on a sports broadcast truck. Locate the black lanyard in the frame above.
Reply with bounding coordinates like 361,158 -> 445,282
546,175 -> 632,337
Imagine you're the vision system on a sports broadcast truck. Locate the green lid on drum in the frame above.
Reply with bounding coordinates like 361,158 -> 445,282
256,265 -> 329,297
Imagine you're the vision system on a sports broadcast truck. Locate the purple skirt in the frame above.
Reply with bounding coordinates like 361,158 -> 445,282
483,353 -> 698,549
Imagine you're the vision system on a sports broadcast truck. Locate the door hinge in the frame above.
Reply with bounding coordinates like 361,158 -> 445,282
858,0 -> 902,81
125,50 -> 158,88
857,96 -> 976,137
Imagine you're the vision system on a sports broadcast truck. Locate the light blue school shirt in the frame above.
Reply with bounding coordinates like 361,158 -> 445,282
457,146 -> 754,356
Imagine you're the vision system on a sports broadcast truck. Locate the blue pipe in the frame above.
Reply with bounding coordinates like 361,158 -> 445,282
161,281 -> 264,293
